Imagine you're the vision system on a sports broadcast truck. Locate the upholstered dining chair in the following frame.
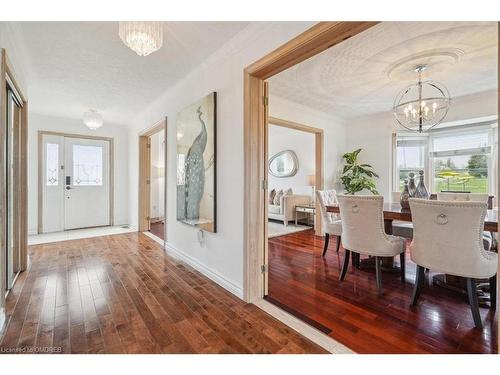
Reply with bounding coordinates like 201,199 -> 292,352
316,190 -> 342,256
437,192 -> 493,250
408,198 -> 498,328
336,195 -> 406,292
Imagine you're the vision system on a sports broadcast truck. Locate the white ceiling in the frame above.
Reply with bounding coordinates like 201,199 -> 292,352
269,22 -> 498,120
10,21 -> 249,124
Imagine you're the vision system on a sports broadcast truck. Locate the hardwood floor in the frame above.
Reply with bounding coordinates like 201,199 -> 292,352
0,233 -> 327,354
149,221 -> 165,241
267,229 -> 498,354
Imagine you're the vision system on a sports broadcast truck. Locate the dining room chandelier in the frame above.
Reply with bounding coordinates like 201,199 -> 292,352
393,64 -> 451,133
119,21 -> 163,57
83,109 -> 103,130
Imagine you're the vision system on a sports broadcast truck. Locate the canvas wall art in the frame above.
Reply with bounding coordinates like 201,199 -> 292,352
176,92 -> 217,232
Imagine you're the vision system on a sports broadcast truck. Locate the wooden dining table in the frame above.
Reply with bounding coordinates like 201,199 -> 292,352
326,202 -> 498,302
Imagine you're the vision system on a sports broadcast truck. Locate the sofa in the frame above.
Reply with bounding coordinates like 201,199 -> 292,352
268,192 -> 311,226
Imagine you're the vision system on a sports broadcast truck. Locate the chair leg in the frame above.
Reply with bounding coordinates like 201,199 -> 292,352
322,233 -> 330,257
335,235 -> 341,253
339,249 -> 350,281
410,265 -> 425,306
375,256 -> 382,293
466,278 -> 483,329
489,274 -> 497,310
351,251 -> 357,267
400,251 -> 406,283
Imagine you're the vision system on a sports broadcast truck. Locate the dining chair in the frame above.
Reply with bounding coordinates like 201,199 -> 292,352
408,198 -> 497,328
316,190 -> 342,256
336,194 -> 406,292
391,191 -> 413,239
437,192 -> 493,250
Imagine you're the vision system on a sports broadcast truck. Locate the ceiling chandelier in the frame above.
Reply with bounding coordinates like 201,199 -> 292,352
83,109 -> 103,130
393,64 -> 451,133
119,21 -> 163,57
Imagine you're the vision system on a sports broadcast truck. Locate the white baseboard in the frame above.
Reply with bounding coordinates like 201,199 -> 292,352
164,242 -> 243,299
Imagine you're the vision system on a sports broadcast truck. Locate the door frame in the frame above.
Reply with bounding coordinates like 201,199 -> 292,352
1,48 -> 28,326
243,22 -> 378,303
138,118 -> 167,238
37,131 -> 114,233
268,116 -> 324,236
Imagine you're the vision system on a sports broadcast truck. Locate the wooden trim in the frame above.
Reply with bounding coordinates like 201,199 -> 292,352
37,130 -> 115,232
138,119 -> 167,235
269,116 -> 324,134
19,101 -> 28,271
1,48 -> 28,317
244,22 -> 377,303
268,116 -> 324,236
138,135 -> 151,232
0,50 -> 7,310
245,22 -> 378,80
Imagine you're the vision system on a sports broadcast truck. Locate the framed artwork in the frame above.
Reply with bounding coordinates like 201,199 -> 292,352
176,92 -> 217,232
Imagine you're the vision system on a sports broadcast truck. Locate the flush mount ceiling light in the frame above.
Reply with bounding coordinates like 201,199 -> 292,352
393,64 -> 451,133
83,109 -> 103,130
119,21 -> 163,57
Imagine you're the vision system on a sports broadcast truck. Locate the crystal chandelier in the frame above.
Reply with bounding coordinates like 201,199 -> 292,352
393,65 -> 451,133
83,109 -> 103,130
119,21 -> 163,57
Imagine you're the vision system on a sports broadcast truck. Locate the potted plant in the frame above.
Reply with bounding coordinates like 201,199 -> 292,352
340,148 -> 379,195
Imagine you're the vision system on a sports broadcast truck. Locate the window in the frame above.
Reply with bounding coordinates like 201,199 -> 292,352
431,129 -> 492,194
72,145 -> 103,186
393,123 -> 497,195
46,143 -> 59,186
394,136 -> 427,192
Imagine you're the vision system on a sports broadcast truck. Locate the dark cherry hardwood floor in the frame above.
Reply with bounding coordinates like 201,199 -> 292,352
267,229 -> 498,354
0,233 -> 327,354
149,221 -> 165,241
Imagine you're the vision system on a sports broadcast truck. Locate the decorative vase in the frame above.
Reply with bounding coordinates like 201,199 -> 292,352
408,172 -> 417,197
400,180 -> 410,209
415,170 -> 429,199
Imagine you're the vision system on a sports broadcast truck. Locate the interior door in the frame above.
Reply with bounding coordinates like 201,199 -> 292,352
63,137 -> 110,230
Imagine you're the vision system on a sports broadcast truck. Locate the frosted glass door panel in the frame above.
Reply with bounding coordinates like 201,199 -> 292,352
63,137 -> 110,230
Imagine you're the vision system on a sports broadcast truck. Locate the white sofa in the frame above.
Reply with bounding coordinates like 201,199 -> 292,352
268,194 -> 311,226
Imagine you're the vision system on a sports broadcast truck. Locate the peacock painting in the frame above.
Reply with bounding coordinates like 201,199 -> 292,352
176,92 -> 217,232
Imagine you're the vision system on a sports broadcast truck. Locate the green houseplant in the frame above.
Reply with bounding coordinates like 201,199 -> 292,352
340,148 -> 379,195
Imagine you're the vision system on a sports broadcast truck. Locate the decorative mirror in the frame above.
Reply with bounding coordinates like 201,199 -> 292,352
269,150 -> 299,177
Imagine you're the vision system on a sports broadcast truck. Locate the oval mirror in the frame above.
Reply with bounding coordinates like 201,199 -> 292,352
269,150 -> 299,177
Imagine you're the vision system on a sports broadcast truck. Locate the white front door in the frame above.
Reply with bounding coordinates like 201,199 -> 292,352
42,134 -> 111,232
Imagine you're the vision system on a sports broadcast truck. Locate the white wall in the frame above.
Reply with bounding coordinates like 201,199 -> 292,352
150,130 -> 165,219
346,90 -> 498,200
28,112 -> 130,234
128,22 -> 315,298
269,96 -> 347,192
0,22 -> 31,96
268,126 -> 315,197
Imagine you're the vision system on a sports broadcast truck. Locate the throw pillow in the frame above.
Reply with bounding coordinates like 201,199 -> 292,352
269,189 -> 276,204
284,188 -> 293,196
273,190 -> 283,205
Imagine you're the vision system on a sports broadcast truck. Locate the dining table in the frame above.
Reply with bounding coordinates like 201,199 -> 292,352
326,202 -> 498,304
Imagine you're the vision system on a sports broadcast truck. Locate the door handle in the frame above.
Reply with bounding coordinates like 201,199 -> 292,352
66,186 -> 71,190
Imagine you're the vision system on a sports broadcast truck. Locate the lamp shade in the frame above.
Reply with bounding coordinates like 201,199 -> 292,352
308,174 -> 316,186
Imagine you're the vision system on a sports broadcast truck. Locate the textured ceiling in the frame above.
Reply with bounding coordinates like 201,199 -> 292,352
269,22 -> 498,120
10,21 -> 249,124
